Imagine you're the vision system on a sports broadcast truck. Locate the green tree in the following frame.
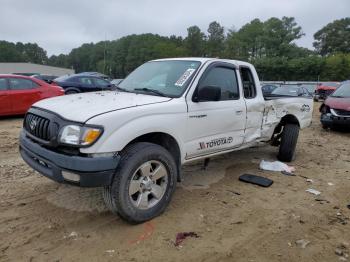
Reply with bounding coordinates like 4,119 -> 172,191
225,19 -> 264,60
15,43 -> 48,64
48,54 -> 70,68
0,41 -> 23,62
320,53 -> 350,80
206,21 -> 225,57
262,16 -> 304,57
184,26 -> 206,57
313,17 -> 350,56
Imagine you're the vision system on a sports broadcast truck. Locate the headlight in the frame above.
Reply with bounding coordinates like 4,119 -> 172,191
59,125 -> 103,146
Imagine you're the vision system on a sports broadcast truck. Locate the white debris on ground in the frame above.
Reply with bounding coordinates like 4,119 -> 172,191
259,160 -> 295,173
295,239 -> 310,248
64,231 -> 78,239
306,188 -> 321,196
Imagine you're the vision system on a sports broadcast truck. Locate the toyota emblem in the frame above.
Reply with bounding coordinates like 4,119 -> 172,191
30,120 -> 37,130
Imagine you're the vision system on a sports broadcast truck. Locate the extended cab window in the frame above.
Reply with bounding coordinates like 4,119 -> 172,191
240,67 -> 256,99
197,66 -> 239,101
9,78 -> 38,90
0,78 -> 8,90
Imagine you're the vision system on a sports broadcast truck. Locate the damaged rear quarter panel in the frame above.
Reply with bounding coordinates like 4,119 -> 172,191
261,97 -> 313,139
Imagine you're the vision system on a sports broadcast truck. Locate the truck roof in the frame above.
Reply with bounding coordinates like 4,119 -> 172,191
151,57 -> 253,68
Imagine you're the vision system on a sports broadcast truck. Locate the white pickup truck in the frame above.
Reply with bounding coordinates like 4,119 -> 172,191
20,58 -> 313,223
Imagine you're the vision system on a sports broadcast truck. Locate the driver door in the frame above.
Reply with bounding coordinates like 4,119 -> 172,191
185,62 -> 247,159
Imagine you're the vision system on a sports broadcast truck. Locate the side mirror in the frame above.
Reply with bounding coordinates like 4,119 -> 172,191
193,86 -> 221,102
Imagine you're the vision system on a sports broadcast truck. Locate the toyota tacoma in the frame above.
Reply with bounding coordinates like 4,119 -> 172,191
19,58 -> 313,223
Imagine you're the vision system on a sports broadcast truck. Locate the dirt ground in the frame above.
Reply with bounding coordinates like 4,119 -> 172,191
1,102 -> 350,262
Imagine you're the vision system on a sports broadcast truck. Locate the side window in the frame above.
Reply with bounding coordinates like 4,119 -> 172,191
0,78 -> 8,91
240,67 -> 256,99
94,78 -> 110,87
78,77 -> 94,86
69,77 -> 79,83
9,78 -> 38,90
198,66 -> 239,101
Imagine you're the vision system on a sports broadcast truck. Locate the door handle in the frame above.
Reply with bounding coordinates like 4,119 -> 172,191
236,110 -> 243,115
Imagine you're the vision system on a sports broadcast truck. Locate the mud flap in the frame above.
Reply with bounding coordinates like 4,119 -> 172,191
239,174 -> 273,187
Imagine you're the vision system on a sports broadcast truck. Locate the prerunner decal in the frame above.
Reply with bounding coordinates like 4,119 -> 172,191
175,68 -> 196,87
300,104 -> 311,112
198,137 -> 233,150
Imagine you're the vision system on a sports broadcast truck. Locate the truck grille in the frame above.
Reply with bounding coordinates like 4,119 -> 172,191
334,109 -> 350,116
24,113 -> 51,141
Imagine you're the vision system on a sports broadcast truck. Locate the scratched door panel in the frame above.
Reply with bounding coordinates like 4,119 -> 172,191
185,99 -> 246,158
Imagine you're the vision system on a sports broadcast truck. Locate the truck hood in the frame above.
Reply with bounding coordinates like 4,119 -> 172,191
33,91 -> 171,122
325,97 -> 350,111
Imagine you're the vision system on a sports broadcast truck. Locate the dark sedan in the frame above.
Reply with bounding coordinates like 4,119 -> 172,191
52,74 -> 114,94
265,84 -> 312,98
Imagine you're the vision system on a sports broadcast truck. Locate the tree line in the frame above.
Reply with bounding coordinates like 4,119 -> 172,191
0,17 -> 349,81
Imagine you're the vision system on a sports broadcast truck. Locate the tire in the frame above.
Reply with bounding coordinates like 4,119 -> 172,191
321,123 -> 329,130
277,124 -> 300,162
65,90 -> 79,95
103,142 -> 177,224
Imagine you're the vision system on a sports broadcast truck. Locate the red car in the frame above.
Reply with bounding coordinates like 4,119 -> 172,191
0,75 -> 64,116
320,82 -> 350,129
314,82 -> 341,101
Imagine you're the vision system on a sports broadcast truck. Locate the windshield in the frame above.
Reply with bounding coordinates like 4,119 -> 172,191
54,75 -> 72,82
330,83 -> 350,98
118,60 -> 201,97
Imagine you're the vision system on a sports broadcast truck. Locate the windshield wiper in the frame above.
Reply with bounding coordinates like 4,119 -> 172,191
134,88 -> 167,97
331,95 -> 344,98
115,86 -> 132,93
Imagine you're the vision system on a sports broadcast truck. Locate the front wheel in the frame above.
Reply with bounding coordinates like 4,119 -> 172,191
103,142 -> 177,223
277,124 -> 300,162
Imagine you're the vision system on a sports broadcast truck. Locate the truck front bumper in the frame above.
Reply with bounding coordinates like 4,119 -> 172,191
19,131 -> 120,187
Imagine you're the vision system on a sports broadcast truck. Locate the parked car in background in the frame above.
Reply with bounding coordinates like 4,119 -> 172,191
300,84 -> 317,94
31,74 -> 58,84
314,82 -> 341,101
52,74 -> 114,94
0,74 -> 64,116
266,84 -> 312,98
77,72 -> 111,80
320,82 -> 350,129
111,79 -> 123,86
261,84 -> 278,96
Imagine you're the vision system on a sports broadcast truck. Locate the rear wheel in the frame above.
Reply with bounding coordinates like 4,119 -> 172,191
103,142 -> 177,223
65,90 -> 79,95
277,124 -> 300,162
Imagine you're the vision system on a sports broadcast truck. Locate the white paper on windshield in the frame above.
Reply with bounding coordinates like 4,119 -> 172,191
175,68 -> 196,87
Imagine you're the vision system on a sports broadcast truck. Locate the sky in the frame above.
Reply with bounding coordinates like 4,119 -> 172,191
1,0 -> 349,56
